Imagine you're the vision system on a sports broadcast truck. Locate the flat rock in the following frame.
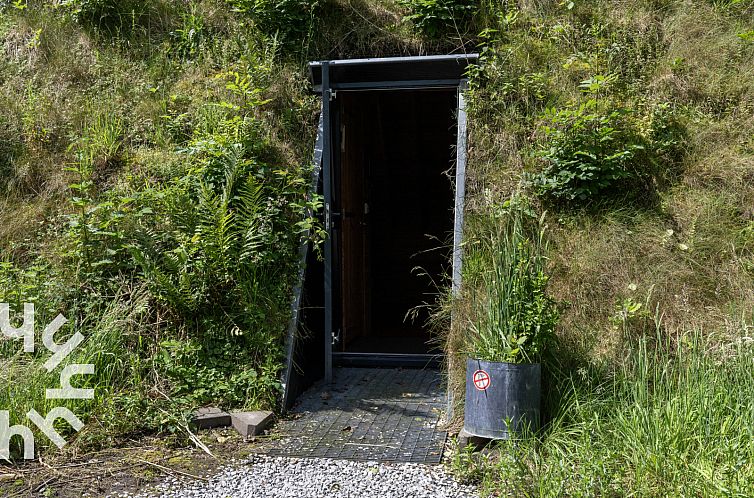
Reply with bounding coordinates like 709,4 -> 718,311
191,407 -> 231,430
457,429 -> 491,452
230,411 -> 274,438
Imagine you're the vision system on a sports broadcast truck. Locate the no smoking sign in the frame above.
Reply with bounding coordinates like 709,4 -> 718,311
472,369 -> 491,391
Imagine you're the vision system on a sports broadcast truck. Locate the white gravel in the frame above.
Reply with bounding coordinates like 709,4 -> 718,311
112,454 -> 478,498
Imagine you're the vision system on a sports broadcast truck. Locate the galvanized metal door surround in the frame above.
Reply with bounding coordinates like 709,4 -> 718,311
319,63 -> 469,384
322,62 -> 334,384
447,81 -> 467,422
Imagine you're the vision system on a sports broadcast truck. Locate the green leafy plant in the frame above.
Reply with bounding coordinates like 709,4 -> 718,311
467,197 -> 559,363
532,99 -> 647,203
225,0 -> 318,48
398,0 -> 476,37
170,6 -> 205,60
532,98 -> 684,204
63,112 -> 131,284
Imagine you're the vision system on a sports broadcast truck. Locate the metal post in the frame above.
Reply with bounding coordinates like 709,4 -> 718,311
322,61 -> 334,384
452,81 -> 468,297
447,80 -> 468,423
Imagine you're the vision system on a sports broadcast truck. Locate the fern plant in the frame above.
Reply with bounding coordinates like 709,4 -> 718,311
132,144 -> 275,314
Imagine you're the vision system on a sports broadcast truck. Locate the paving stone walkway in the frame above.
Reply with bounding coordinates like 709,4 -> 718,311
260,368 -> 447,463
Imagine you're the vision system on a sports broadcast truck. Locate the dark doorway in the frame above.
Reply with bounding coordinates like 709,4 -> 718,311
333,89 -> 457,356
282,54 -> 475,409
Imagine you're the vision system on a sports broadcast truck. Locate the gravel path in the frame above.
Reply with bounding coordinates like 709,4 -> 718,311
113,454 -> 478,498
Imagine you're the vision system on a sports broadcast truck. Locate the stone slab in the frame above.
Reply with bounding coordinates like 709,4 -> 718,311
230,411 -> 274,439
192,407 -> 231,430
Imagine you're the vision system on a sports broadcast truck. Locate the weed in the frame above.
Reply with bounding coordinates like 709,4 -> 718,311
398,0 -> 476,37
466,196 -> 559,363
531,98 -> 684,205
170,6 -> 206,60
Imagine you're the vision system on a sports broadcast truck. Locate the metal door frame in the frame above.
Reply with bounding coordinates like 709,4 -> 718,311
322,62 -> 335,383
320,68 -> 468,382
281,55 -> 474,407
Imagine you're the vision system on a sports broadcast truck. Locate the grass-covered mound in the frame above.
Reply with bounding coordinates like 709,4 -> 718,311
0,0 -> 752,493
0,0 -> 324,453
449,1 -> 754,494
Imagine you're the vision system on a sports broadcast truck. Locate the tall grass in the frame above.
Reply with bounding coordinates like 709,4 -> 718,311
466,198 -> 558,363
455,324 -> 754,497
0,287 -> 152,458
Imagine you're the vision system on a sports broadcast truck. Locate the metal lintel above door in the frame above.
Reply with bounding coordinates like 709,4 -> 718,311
309,54 -> 479,93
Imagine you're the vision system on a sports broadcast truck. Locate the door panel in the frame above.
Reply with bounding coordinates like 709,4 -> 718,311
339,94 -> 369,349
333,89 -> 456,357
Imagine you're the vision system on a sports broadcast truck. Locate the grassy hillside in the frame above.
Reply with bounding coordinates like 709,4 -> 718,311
452,1 -> 754,495
0,0 -> 324,452
1,0 -> 753,494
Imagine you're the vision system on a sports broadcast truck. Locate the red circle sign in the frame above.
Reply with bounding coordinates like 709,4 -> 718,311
472,370 -> 491,391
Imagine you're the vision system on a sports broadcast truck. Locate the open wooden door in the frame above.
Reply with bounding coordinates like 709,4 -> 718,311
338,93 -> 370,350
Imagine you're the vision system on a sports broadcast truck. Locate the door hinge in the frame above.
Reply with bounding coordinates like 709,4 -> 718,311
331,329 -> 341,346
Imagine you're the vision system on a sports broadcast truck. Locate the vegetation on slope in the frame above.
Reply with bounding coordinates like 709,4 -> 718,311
0,0 -> 323,453
0,0 -> 753,494
449,0 -> 754,495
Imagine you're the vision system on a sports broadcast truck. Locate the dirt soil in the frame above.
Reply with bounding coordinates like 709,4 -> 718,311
0,428 -> 264,498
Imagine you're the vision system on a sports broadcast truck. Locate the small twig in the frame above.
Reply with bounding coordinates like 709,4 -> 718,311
38,455 -> 63,476
136,459 -> 208,482
347,0 -> 388,33
184,424 -> 216,459
33,470 -> 132,491
33,476 -> 58,494
8,486 -> 31,498
100,445 -> 159,454
152,386 -> 172,402
47,459 -> 103,471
